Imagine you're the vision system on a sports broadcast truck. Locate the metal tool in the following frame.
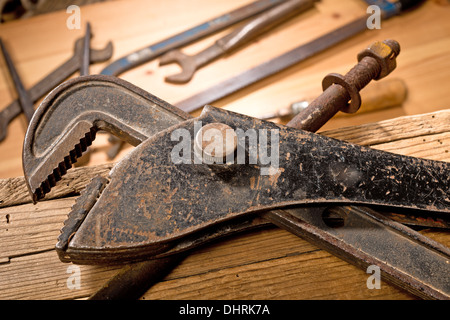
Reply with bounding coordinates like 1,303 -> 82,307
260,78 -> 408,121
0,38 -> 35,123
22,40 -> 450,299
174,0 -> 425,113
99,0 -> 287,77
0,28 -> 113,142
159,0 -> 317,84
33,43 -> 450,262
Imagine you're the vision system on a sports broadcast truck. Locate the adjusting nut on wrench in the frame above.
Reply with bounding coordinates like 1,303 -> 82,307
288,39 -> 400,132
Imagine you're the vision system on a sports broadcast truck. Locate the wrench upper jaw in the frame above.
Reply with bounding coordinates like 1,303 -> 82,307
22,74 -> 190,203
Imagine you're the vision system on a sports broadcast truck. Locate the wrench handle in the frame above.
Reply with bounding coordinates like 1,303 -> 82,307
216,0 -> 317,52
0,56 -> 79,141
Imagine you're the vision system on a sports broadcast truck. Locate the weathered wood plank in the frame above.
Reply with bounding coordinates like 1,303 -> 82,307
321,110 -> 450,148
0,163 -> 114,209
0,250 -> 121,300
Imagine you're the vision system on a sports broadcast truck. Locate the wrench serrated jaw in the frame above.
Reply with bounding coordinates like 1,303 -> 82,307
25,127 -> 97,202
56,175 -> 108,262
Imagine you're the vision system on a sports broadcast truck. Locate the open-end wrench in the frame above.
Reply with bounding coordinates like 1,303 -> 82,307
0,29 -> 113,141
159,0 -> 317,84
175,0 -> 425,113
99,0 -> 286,77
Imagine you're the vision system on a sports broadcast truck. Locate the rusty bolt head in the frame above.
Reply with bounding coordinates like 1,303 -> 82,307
357,40 -> 400,80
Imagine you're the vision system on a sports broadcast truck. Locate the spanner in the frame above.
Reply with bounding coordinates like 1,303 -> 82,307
159,0 -> 317,84
0,29 -> 113,141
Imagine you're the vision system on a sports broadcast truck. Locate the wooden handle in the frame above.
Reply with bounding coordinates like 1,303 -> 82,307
339,78 -> 408,116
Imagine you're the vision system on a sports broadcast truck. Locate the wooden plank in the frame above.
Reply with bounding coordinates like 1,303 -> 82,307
0,109 -> 449,299
321,110 -> 450,147
143,246 -> 411,300
0,250 -> 120,300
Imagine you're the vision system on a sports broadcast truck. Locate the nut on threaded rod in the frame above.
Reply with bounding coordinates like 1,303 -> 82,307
287,40 -> 400,132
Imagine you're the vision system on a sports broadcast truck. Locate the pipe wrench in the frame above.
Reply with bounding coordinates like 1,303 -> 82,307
22,42 -> 450,299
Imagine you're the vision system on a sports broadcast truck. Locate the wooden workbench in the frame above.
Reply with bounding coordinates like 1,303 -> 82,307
0,0 -> 449,300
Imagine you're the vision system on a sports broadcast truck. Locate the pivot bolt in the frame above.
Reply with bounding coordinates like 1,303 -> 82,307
194,123 -> 237,164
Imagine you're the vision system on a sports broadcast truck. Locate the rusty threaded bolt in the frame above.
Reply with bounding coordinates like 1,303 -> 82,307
287,39 -> 401,133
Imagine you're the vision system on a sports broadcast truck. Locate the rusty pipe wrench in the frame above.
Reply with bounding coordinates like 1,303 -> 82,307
99,0 -> 289,77
0,26 -> 112,142
23,41 -> 450,299
91,38 -> 448,300
159,0 -> 318,84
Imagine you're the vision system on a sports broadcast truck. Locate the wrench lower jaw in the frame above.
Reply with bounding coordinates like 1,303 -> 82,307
59,211 -> 271,266
59,243 -> 174,266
